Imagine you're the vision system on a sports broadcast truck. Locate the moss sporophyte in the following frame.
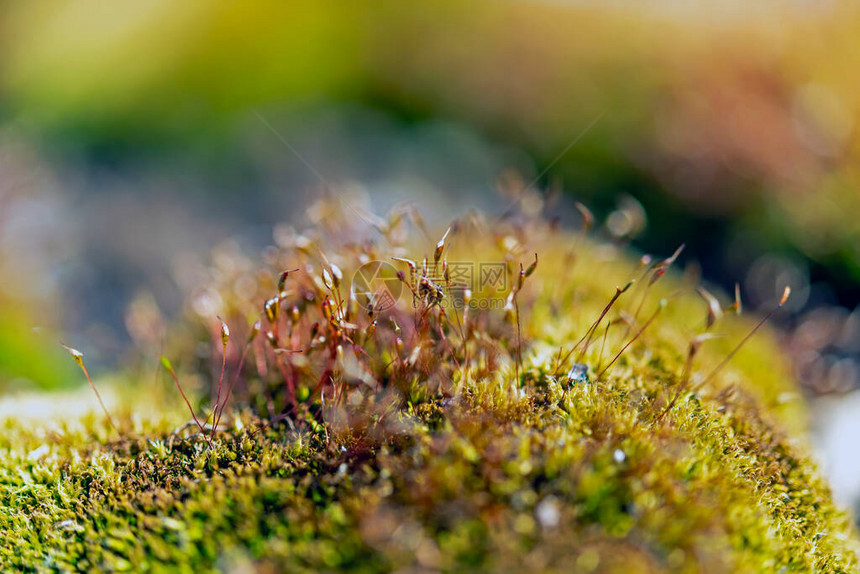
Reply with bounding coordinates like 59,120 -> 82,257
5,198 -> 855,572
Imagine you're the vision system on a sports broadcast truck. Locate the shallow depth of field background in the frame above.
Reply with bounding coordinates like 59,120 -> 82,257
2,1 -> 860,513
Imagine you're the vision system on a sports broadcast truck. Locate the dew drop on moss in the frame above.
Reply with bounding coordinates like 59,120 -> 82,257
566,363 -> 590,385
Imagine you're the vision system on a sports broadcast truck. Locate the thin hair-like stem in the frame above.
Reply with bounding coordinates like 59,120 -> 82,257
162,358 -> 206,434
596,321 -> 611,373
553,282 -> 632,376
209,319 -> 230,446
212,340 -> 253,435
514,296 -> 522,384
596,302 -> 665,381
631,244 -> 684,329
62,344 -> 116,432
656,343 -> 698,422
694,287 -> 790,391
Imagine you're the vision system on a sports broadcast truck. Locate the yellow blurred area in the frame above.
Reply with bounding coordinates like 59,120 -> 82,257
3,1 -> 860,215
1,1 -> 366,133
3,0 -> 860,390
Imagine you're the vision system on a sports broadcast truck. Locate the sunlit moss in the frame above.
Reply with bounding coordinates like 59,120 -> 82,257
1,203 -> 856,572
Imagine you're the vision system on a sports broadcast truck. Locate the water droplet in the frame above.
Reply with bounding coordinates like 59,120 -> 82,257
566,363 -> 589,385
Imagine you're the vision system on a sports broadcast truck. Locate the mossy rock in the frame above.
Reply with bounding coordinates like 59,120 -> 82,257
1,207 -> 856,572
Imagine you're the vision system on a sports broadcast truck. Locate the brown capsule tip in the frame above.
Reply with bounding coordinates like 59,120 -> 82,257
277,268 -> 300,291
524,253 -> 538,278
434,227 -> 451,262
574,201 -> 594,228
264,297 -> 280,322
779,286 -> 791,307
321,298 -> 333,320
249,320 -> 262,341
688,340 -> 700,356
329,266 -> 342,289
663,244 -> 685,266
696,286 -> 723,329
218,317 -> 230,347
61,344 -> 85,367
649,268 -> 667,285
392,257 -> 417,271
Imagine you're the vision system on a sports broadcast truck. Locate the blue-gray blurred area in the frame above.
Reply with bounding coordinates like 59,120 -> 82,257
2,0 -> 860,504
2,104 -> 533,370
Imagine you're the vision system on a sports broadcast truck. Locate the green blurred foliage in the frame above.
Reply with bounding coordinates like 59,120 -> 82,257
1,1 -> 367,144
0,295 -> 73,390
1,0 -> 860,290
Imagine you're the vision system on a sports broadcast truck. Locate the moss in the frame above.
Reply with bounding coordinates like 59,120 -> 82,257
1,203 -> 856,572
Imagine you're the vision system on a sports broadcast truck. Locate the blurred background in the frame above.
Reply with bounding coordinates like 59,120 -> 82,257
1,0 -> 860,512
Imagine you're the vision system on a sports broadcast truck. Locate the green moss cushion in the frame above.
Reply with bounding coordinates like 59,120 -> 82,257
1,211 -> 856,572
